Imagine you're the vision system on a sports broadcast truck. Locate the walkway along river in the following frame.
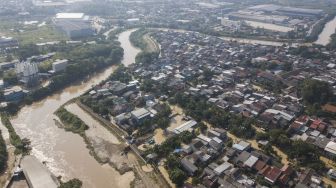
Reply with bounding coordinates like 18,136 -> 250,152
10,29 -> 140,188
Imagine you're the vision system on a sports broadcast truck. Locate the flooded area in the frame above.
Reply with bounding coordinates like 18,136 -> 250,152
119,29 -> 141,67
9,29 -> 140,188
65,103 -> 120,145
315,16 -> 336,46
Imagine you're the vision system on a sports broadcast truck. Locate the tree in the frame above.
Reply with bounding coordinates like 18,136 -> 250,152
302,79 -> 332,105
59,178 -> 82,188
169,168 -> 187,186
0,131 -> 7,172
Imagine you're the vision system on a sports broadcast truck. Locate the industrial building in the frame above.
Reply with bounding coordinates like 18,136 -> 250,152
248,4 -> 324,18
53,13 -> 95,39
228,11 -> 288,24
15,61 -> 39,87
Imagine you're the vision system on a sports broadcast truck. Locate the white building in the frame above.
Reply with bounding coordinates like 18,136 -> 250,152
54,13 -> 95,39
52,59 -> 68,73
15,62 -> 39,87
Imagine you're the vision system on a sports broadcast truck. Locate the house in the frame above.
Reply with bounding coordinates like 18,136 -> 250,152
208,129 -> 227,140
191,139 -> 206,152
174,120 -> 197,134
253,160 -> 266,172
131,108 -> 152,124
313,137 -> 330,150
214,162 -> 233,176
232,141 -> 251,152
209,137 -> 224,151
263,166 -> 282,185
327,169 -> 336,180
181,158 -> 198,175
324,141 -> 336,157
244,155 -> 259,168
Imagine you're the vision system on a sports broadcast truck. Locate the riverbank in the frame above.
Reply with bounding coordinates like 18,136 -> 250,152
74,100 -> 171,188
315,16 -> 336,45
8,29 -> 143,188
0,117 -> 21,188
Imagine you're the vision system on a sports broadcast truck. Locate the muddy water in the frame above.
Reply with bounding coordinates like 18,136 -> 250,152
10,29 -> 140,188
315,16 -> 336,46
119,29 -> 141,66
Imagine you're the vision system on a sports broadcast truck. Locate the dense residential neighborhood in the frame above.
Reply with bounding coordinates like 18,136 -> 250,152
0,0 -> 336,188
79,28 -> 336,187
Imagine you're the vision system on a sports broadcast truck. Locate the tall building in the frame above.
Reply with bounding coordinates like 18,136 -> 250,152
15,62 -> 39,87
53,13 -> 95,39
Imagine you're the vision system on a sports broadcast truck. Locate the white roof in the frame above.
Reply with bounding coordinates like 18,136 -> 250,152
233,140 -> 251,151
244,156 -> 259,168
325,141 -> 336,155
197,134 -> 212,143
56,13 -> 84,19
214,162 -> 232,175
173,120 -> 197,134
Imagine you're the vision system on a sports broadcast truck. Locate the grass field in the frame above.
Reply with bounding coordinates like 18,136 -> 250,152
0,20 -> 67,45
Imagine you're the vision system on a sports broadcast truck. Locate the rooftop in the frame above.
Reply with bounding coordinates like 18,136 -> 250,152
56,13 -> 85,19
20,155 -> 59,188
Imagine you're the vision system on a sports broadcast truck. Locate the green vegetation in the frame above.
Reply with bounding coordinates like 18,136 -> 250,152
146,131 -> 196,159
166,155 -> 188,187
25,42 -> 124,103
130,28 -> 159,52
55,108 -> 89,135
300,79 -> 335,117
108,65 -> 133,83
14,25 -> 67,46
169,92 -> 256,139
0,114 -> 30,155
0,131 -> 8,172
256,129 -> 325,172
136,103 -> 172,136
130,28 -> 149,50
289,46 -> 329,60
135,51 -> 159,65
301,79 -> 333,105
3,70 -> 18,85
328,33 -> 336,49
59,178 -> 82,188
15,43 -> 40,60
38,60 -> 53,73
306,14 -> 336,42
130,29 -> 160,66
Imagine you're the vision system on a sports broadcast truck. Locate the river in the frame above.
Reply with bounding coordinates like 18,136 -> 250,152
315,16 -> 336,46
10,29 -> 140,188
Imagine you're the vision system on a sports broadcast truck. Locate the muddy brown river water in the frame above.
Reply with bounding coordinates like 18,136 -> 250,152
10,29 -> 140,188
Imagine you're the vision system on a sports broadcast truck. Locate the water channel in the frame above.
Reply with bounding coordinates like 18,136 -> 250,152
10,29 -> 140,188
315,16 -> 336,46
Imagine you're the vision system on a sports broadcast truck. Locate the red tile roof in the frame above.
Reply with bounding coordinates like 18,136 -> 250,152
264,166 -> 282,184
254,160 -> 266,172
